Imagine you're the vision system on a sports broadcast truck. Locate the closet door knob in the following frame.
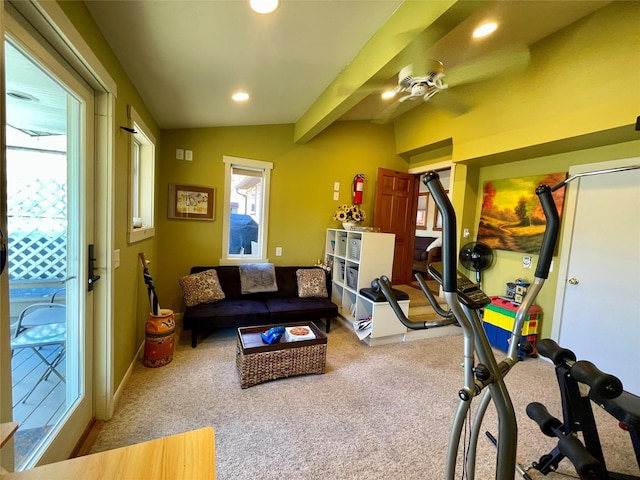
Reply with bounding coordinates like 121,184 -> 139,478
568,278 -> 579,285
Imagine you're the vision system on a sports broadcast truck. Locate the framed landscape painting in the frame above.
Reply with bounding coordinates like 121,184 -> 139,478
477,173 -> 567,254
168,184 -> 215,221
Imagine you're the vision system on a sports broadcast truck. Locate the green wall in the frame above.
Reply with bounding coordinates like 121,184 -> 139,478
156,122 -> 406,313
56,1 -> 161,387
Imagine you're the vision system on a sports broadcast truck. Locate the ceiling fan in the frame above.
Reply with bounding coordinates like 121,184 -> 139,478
394,63 -> 448,103
372,45 -> 531,123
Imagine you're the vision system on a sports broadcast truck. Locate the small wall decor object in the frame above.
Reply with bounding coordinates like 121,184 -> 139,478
416,193 -> 428,229
168,184 -> 215,221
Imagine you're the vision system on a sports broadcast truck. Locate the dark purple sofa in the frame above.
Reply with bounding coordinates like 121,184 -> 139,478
183,266 -> 338,347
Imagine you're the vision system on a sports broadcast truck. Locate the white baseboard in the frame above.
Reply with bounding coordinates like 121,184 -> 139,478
111,340 -> 145,415
111,312 -> 184,414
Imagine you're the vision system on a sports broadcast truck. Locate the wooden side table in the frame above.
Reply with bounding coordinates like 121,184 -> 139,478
1,423 -> 19,449
0,427 -> 215,479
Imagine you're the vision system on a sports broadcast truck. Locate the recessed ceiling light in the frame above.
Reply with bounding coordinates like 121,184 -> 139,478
250,0 -> 278,14
232,92 -> 250,102
473,22 -> 498,39
381,90 -> 396,100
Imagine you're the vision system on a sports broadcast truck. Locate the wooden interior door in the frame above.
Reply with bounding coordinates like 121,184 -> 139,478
373,168 -> 418,284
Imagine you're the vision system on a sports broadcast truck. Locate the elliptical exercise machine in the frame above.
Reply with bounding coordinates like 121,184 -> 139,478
376,171 -> 536,479
374,166 -> 639,479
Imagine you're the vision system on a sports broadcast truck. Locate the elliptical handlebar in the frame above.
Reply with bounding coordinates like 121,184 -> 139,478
371,275 -> 457,330
534,185 -> 560,279
423,172 -> 457,293
372,276 -> 428,330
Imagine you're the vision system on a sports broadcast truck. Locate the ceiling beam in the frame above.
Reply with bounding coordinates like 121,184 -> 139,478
293,0 -> 486,144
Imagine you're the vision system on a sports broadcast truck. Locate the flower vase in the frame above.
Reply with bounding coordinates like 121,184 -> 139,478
342,222 -> 356,231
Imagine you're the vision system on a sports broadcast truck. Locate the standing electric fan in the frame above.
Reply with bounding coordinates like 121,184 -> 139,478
459,241 -> 494,285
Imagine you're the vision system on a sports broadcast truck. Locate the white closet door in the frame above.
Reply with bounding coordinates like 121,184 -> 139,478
555,159 -> 640,395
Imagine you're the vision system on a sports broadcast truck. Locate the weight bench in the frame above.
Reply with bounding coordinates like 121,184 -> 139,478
528,338 -> 640,479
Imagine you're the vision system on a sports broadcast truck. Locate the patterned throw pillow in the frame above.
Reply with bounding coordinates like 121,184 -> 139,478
179,269 -> 225,307
296,268 -> 328,298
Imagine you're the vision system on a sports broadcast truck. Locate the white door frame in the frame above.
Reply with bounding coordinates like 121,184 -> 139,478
0,2 -> 14,469
24,0 -> 118,421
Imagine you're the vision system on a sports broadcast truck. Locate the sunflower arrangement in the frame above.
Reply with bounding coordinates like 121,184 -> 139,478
333,204 -> 366,223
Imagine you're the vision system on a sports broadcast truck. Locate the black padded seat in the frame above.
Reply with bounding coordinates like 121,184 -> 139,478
601,391 -> 640,429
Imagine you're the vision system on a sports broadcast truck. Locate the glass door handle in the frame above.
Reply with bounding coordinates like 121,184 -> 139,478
88,244 -> 101,291
0,228 -> 6,275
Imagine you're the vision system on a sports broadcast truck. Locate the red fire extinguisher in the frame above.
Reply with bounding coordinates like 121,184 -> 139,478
353,174 -> 365,205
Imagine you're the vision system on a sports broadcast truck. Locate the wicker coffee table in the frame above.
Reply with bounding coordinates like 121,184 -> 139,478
236,322 -> 327,388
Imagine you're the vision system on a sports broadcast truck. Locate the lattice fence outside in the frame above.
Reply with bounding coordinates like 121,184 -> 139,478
8,178 -> 67,281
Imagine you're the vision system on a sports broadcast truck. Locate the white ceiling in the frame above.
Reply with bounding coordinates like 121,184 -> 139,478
6,1 -> 613,139
85,0 -> 404,128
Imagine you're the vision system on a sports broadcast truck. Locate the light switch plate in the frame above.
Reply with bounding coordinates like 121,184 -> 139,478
176,148 -> 184,160
185,150 -> 193,161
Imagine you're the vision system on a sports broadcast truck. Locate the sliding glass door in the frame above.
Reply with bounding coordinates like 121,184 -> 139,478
3,16 -> 94,470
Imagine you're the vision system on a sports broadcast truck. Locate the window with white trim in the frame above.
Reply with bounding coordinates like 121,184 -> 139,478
127,106 -> 156,243
221,155 -> 272,263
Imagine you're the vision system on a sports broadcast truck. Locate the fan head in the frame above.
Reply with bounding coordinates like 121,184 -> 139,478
395,63 -> 448,102
459,242 -> 494,284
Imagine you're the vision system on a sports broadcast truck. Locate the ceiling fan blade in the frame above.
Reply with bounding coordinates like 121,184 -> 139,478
371,100 -> 402,124
397,64 -> 414,88
430,91 -> 470,116
399,26 -> 447,76
334,81 -> 389,97
398,94 -> 416,103
445,45 -> 531,87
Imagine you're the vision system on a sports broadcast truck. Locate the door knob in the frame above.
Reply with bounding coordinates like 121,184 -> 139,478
568,278 -> 579,285
88,244 -> 101,291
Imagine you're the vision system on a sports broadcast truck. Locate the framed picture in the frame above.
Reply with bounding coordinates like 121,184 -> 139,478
433,190 -> 448,231
416,193 -> 428,229
168,184 -> 215,221
477,173 -> 567,253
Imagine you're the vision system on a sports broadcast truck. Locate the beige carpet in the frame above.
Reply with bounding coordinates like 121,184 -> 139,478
89,321 -> 639,480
